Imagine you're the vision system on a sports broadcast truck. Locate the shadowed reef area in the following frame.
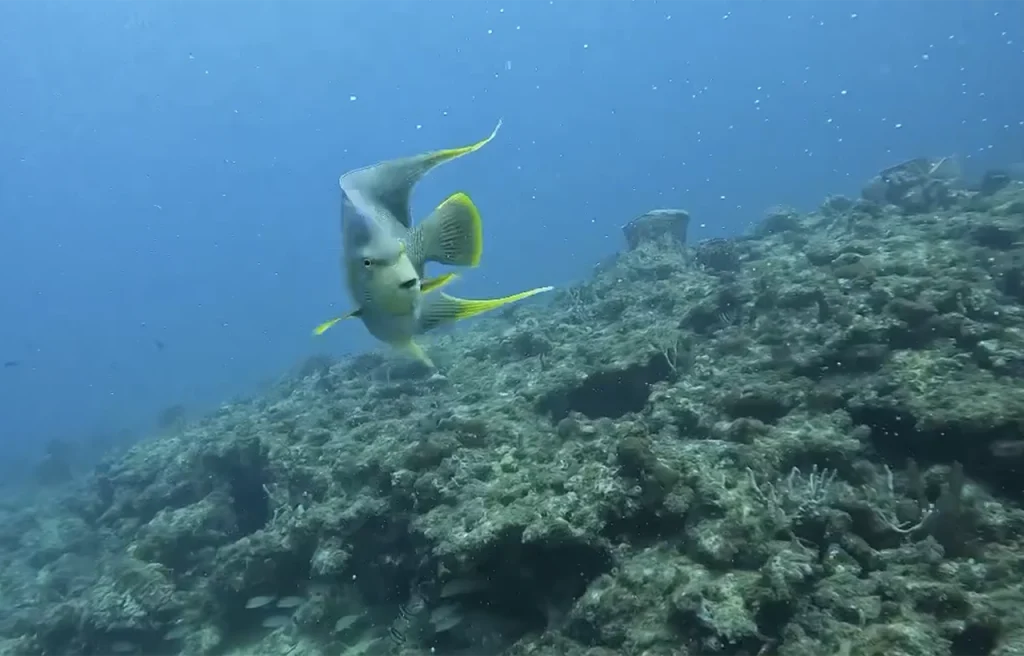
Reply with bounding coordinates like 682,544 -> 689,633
3,160 -> 1024,656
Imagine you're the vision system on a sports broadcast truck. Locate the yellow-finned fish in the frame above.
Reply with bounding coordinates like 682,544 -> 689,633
313,121 -> 553,367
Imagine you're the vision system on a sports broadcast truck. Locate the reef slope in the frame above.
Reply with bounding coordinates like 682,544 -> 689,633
3,166 -> 1024,656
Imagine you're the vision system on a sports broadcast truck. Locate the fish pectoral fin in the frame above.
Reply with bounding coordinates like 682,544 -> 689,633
312,319 -> 343,336
339,120 -> 502,230
417,286 -> 554,333
409,192 -> 484,268
312,308 -> 362,336
399,340 -> 435,368
420,273 -> 459,294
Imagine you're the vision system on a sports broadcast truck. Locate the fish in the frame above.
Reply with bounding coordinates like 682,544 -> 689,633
388,624 -> 408,645
244,595 -> 277,609
260,615 -> 293,629
3,360 -> 20,368
429,604 -> 465,632
275,596 -> 305,608
439,577 -> 489,599
346,635 -> 383,656
313,121 -> 554,367
990,439 -> 1024,459
163,625 -> 189,641
332,614 -> 362,634
388,586 -> 427,646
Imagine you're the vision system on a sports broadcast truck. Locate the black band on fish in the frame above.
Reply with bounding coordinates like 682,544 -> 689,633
389,626 -> 407,644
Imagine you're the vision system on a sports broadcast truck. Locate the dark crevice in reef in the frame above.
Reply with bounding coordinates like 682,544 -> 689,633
848,403 -> 1024,501
538,354 -> 675,420
429,533 -> 613,652
755,598 -> 798,647
221,553 -> 314,641
950,622 -> 998,656
792,340 -> 891,380
602,504 -> 688,546
603,434 -> 688,544
720,389 -> 795,424
348,514 -> 428,606
201,438 -> 271,536
341,517 -> 614,653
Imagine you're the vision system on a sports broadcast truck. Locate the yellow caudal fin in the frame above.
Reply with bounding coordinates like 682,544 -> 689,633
407,192 -> 484,268
420,273 -> 459,293
417,286 -> 554,333
312,308 -> 361,336
338,120 -> 502,230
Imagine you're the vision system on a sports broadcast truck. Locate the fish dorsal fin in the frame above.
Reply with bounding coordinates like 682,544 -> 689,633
338,121 -> 502,230
312,308 -> 362,336
417,286 -> 553,334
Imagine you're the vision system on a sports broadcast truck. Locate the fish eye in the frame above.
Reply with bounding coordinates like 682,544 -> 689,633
362,258 -> 373,268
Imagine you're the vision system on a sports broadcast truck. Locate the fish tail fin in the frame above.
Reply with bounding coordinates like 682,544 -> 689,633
417,286 -> 554,333
339,120 -> 502,229
408,192 -> 484,268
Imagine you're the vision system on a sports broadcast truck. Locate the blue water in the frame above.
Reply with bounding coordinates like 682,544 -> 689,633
1,0 -> 1021,469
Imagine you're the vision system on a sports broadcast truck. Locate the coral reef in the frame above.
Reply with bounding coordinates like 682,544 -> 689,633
622,209 -> 691,250
3,168 -> 1024,656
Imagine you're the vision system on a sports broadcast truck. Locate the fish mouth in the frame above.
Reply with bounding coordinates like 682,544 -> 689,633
399,278 -> 419,290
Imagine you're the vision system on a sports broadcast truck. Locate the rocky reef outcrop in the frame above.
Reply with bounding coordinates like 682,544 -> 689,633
621,209 -> 690,251
2,167 -> 1024,656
